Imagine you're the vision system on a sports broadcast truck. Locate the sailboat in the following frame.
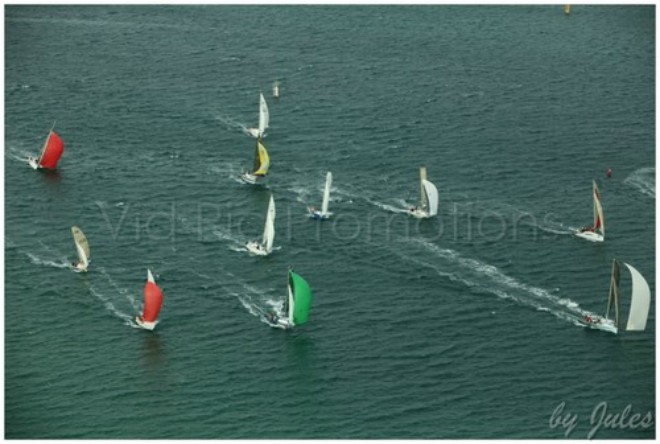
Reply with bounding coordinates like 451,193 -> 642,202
309,171 -> 333,220
246,93 -> 269,138
70,226 -> 90,272
564,4 -> 571,15
241,137 -> 270,184
264,267 -> 313,329
407,167 -> 439,219
273,81 -> 280,99
136,269 -> 164,331
246,194 -> 276,256
28,126 -> 64,170
575,180 -> 605,242
582,260 -> 651,334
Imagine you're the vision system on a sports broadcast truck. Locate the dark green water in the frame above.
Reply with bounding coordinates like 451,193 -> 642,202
5,5 -> 655,438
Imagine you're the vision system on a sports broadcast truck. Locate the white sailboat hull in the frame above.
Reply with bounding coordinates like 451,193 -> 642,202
581,317 -> 617,334
246,128 -> 267,139
246,241 -> 269,256
574,230 -> 604,242
135,317 -> 158,331
28,157 -> 39,170
407,208 -> 432,219
241,172 -> 264,185
71,263 -> 88,273
308,208 -> 331,220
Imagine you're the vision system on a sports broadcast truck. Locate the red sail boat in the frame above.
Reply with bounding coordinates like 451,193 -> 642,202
29,127 -> 64,170
136,269 -> 164,330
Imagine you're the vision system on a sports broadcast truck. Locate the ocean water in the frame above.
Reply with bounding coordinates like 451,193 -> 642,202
4,5 -> 655,439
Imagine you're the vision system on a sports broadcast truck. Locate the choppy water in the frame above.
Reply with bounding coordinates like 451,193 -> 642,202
5,5 -> 655,439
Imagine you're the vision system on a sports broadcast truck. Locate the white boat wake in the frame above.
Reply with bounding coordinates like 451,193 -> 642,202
402,238 -> 593,326
624,167 -> 655,198
26,252 -> 71,269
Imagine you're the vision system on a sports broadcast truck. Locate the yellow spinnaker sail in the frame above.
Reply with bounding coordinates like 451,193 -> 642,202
253,138 -> 270,176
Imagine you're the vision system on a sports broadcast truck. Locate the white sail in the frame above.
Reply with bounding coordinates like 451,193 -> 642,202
624,263 -> 651,331
71,226 -> 90,268
422,179 -> 439,216
321,171 -> 332,215
287,274 -> 295,324
262,195 -> 276,253
419,167 -> 428,208
147,268 -> 155,284
258,93 -> 269,135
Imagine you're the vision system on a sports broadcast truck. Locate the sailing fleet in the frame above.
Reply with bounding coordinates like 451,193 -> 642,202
25,83 -> 652,336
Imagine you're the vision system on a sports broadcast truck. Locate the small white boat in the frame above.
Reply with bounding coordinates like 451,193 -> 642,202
407,167 -> 439,219
246,194 -> 276,256
308,171 -> 333,220
575,180 -> 605,242
581,259 -> 651,334
241,138 -> 270,185
70,226 -> 90,272
29,126 -> 64,170
272,81 -> 280,99
246,93 -> 269,138
135,269 -> 164,331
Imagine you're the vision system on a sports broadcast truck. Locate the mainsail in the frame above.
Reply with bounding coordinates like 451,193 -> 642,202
605,259 -> 620,326
593,180 -> 605,237
624,263 -> 651,331
38,130 -> 64,169
422,180 -> 439,216
262,195 -> 276,253
71,226 -> 90,268
258,93 -> 269,135
288,270 -> 312,326
321,171 -> 332,215
141,269 -> 164,324
419,167 -> 428,209
252,138 -> 270,176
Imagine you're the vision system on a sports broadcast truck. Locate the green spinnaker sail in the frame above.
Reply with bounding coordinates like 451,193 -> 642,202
290,270 -> 312,326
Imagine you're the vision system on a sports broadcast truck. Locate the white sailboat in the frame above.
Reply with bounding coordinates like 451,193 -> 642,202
575,180 -> 605,242
272,81 -> 280,99
246,194 -> 276,256
582,260 -> 651,334
70,226 -> 90,272
309,171 -> 333,220
246,93 -> 269,138
407,167 -> 439,219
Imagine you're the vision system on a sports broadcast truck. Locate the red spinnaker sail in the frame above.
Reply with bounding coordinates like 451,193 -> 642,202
141,281 -> 163,323
39,131 -> 64,169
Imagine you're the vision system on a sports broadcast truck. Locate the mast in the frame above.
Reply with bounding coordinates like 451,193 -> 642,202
605,259 -> 620,327
420,167 -> 428,208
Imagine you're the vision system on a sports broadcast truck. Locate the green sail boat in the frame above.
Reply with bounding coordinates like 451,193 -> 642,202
265,268 -> 313,329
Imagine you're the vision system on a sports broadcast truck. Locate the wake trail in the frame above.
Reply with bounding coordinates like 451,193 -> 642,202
407,238 -> 592,326
624,167 -> 655,198
26,252 -> 71,269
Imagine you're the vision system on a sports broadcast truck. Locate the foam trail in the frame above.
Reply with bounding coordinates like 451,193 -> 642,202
212,113 -> 250,134
365,196 -> 410,214
89,286 -> 138,328
26,252 -> 70,269
624,167 -> 655,198
406,238 -> 592,325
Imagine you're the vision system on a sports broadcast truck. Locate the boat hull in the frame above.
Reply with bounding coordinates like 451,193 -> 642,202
246,128 -> 267,139
135,317 -> 158,331
407,208 -> 431,219
581,317 -> 617,334
241,172 -> 265,185
28,157 -> 39,170
246,241 -> 269,256
574,230 -> 604,242
308,208 -> 331,220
